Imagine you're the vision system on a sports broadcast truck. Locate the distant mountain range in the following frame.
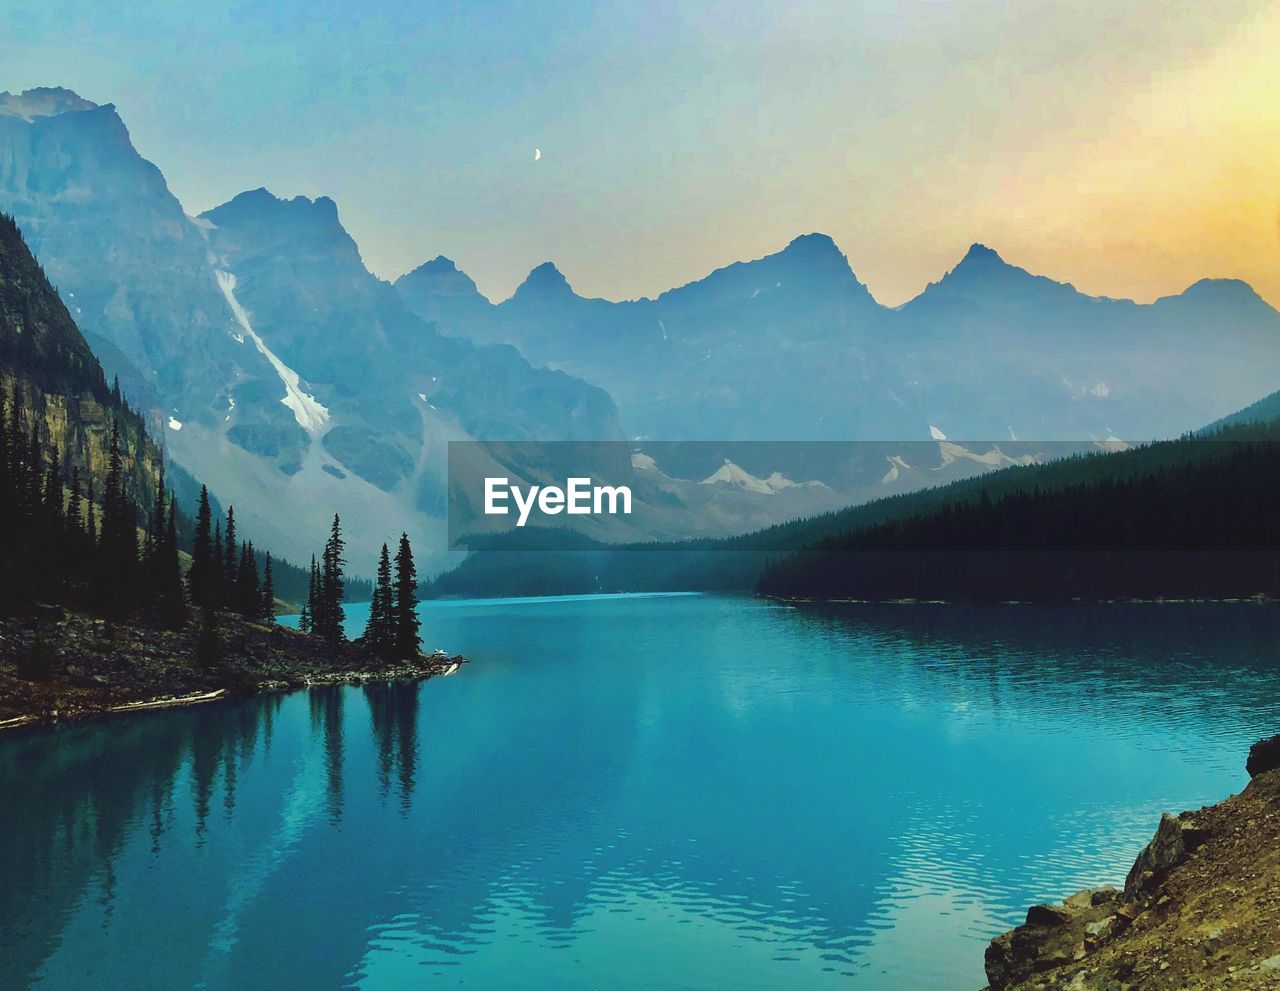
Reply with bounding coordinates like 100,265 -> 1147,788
396,234 -> 1280,445
3,85 -> 1279,571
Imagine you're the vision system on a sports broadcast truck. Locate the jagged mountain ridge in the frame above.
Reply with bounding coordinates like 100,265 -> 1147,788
397,233 -> 895,441
396,236 -> 1280,444
0,88 -> 623,570
0,211 -> 159,509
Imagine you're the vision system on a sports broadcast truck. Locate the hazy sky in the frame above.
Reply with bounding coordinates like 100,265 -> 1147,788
5,0 -> 1279,306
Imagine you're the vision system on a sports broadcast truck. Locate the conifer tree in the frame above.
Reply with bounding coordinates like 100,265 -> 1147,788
212,518 -> 224,608
66,466 -> 82,540
0,385 -> 10,608
42,446 -> 61,524
98,420 -> 138,612
317,514 -> 346,644
299,554 -> 316,634
393,533 -> 421,659
189,485 -> 215,607
159,495 -> 184,625
0,381 -> 8,488
0,384 -> 9,530
7,385 -> 25,484
236,540 -> 259,615
41,446 -> 63,597
146,465 -> 167,585
223,507 -> 239,605
24,424 -> 42,536
364,542 -> 394,658
84,478 -> 96,547
259,552 -> 276,624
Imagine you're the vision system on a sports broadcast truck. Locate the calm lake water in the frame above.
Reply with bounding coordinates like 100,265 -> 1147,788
4,594 -> 1280,990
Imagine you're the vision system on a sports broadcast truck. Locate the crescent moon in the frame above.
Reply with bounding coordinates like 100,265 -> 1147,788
534,148 -> 542,161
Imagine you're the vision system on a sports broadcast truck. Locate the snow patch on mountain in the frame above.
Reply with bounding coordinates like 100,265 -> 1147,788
214,270 -> 330,436
762,471 -> 828,492
631,451 -> 659,471
936,441 -> 1038,470
700,459 -> 775,495
1096,435 -> 1130,452
699,460 -> 828,495
882,455 -> 911,484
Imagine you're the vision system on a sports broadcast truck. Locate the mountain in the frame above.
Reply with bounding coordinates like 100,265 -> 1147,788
0,89 -> 623,570
394,256 -> 493,331
0,211 -> 159,508
0,89 -> 247,416
1203,388 -> 1280,431
1,209 -> 164,611
756,419 -> 1280,602
398,233 -> 894,440
396,237 -> 1280,445
894,244 -> 1280,441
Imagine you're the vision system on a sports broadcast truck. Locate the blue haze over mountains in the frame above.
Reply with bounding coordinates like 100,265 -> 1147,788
397,238 -> 1280,444
2,86 -> 1279,570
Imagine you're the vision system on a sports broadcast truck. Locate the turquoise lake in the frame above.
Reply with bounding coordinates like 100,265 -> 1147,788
4,594 -> 1280,990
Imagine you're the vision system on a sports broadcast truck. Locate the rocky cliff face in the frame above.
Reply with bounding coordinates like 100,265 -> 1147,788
984,751 -> 1280,991
0,212 -> 158,508
0,89 -> 250,418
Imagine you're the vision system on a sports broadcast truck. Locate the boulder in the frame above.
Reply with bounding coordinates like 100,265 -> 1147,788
1245,734 -> 1280,778
986,902 -> 1089,989
1027,904 -> 1076,927
1123,812 -> 1210,900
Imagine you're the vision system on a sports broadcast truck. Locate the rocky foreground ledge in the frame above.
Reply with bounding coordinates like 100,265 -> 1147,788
984,736 -> 1280,991
0,608 -> 465,730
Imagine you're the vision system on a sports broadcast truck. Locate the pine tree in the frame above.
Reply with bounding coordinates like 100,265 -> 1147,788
0,381 -> 8,490
299,554 -> 317,635
146,465 -> 167,589
393,533 -> 421,659
189,485 -> 215,607
7,385 -> 25,486
364,542 -> 394,658
259,552 -> 276,624
236,540 -> 259,615
0,385 -> 8,519
98,420 -> 137,613
318,514 -> 346,644
160,495 -> 184,626
223,507 -> 239,605
0,384 -> 11,609
212,518 -> 224,607
66,467 -> 82,532
41,446 -> 63,597
84,478 -> 97,546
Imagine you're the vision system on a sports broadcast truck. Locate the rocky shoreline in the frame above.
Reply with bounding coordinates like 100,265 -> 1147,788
0,607 -> 465,730
983,736 -> 1280,991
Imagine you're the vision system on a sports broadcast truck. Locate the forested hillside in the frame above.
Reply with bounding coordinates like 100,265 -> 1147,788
433,419 -> 1280,602
758,422 -> 1280,601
